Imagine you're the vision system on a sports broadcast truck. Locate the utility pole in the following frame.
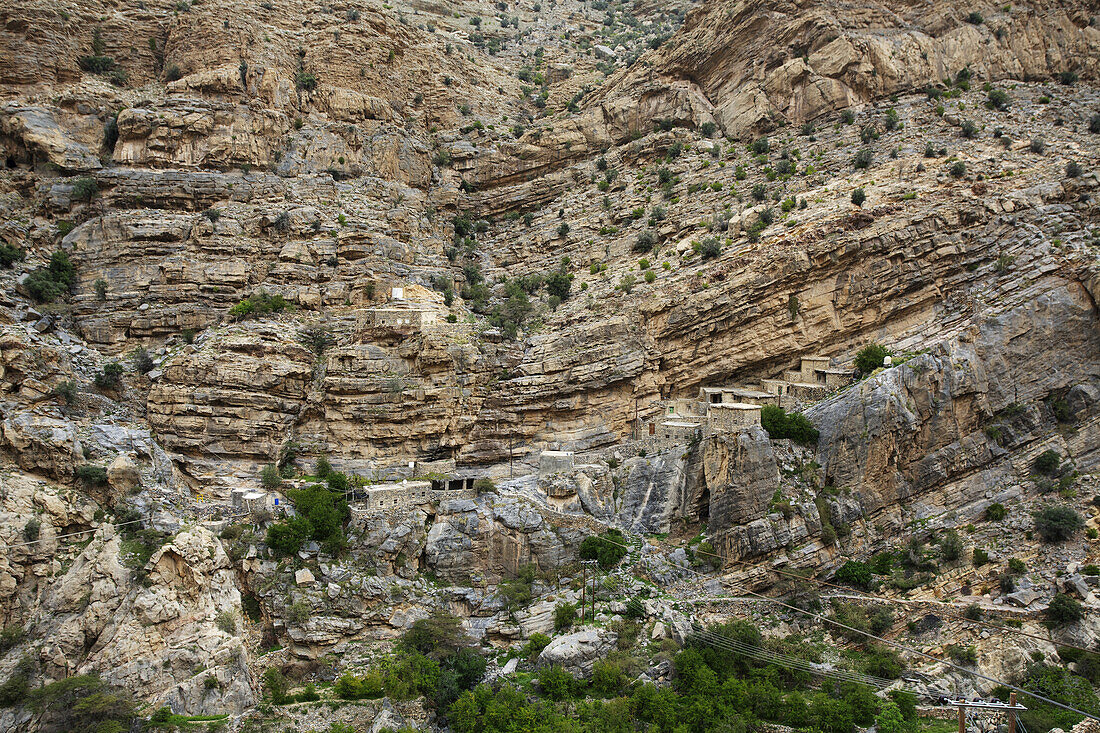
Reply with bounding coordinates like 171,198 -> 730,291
948,697 -> 1026,733
580,563 -> 587,621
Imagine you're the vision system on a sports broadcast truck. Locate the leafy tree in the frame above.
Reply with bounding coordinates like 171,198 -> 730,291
1046,593 -> 1084,627
26,674 -> 137,731
554,601 -> 577,631
1005,664 -> 1100,733
579,529 -> 628,569
1034,449 -> 1060,475
874,701 -> 907,733
401,615 -> 469,659
854,343 -> 889,373
1034,505 -> 1084,542
760,405 -> 819,445
834,561 -> 874,590
24,251 -> 76,303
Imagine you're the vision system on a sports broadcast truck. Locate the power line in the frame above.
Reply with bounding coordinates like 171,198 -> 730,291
708,545 -> 1099,658
688,624 -> 897,690
0,512 -> 251,550
0,518 -> 147,550
589,532 -> 1100,722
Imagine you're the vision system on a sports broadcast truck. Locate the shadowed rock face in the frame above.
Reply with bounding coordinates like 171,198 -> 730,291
696,280 -> 1100,563
810,280 -> 1100,510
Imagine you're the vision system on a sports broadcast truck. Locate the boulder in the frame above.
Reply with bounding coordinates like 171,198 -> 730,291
536,628 -> 617,676
107,453 -> 142,493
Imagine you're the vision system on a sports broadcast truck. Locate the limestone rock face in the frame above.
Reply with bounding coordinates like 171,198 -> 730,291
1,412 -> 83,481
810,282 -> 1100,511
0,104 -> 104,172
0,479 -> 254,715
589,0 -> 1100,140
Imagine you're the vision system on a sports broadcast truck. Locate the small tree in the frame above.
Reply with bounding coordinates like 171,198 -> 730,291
851,188 -> 866,207
133,348 -> 154,374
1034,505 -> 1084,542
854,343 -> 888,373
700,238 -> 721,260
554,601 -> 577,631
939,529 -> 963,562
259,464 -> 282,489
834,560 -> 873,590
987,89 -> 1010,110
1045,593 -> 1084,627
94,362 -> 123,390
1034,450 -> 1060,475
633,229 -> 657,253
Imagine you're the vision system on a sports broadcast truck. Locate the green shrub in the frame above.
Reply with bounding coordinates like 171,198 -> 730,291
259,464 -> 282,489
0,244 -> 24,268
522,632 -> 551,660
93,362 -> 123,390
950,161 -> 966,178
960,119 -> 978,138
554,601 -> 577,631
1008,557 -> 1027,574
1046,593 -> 1084,627
947,644 -> 978,665
1035,449 -> 1061,475
987,88 -> 1010,110
851,188 -> 865,207
985,502 -> 1007,521
854,343 -> 888,373
22,518 -> 40,542
760,405 -> 819,445
71,177 -> 99,201
963,603 -> 982,621
24,251 -> 75,303
633,229 -> 656,253
334,671 -> 385,700
229,290 -> 289,320
51,380 -> 79,407
939,529 -> 962,562
579,529 -> 628,569
1034,505 -> 1084,542
295,72 -> 317,90
74,464 -> 108,486
853,147 -> 873,169
538,665 -> 582,701
834,560 -> 874,589
215,610 -> 236,634
972,548 -> 989,566
133,347 -> 154,374
700,237 -> 721,260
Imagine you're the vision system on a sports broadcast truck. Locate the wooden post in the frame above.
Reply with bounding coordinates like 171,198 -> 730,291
958,705 -> 966,733
1007,694 -> 1017,733
581,563 -> 587,621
